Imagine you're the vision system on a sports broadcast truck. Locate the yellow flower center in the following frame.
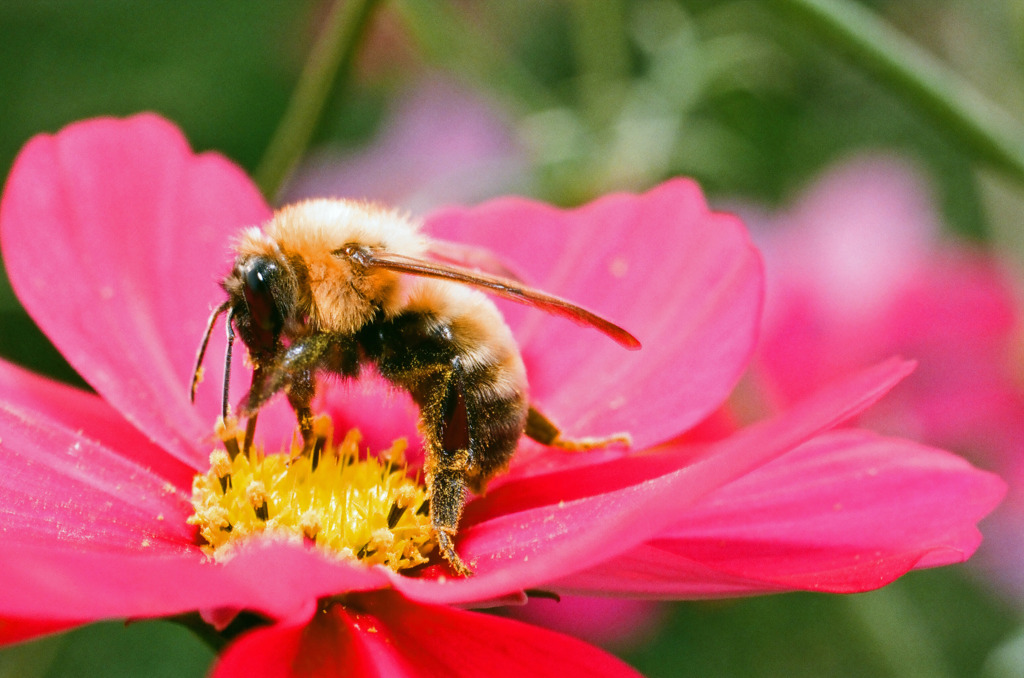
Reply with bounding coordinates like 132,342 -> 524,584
188,418 -> 434,572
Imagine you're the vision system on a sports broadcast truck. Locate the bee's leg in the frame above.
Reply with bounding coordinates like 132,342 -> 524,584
524,405 -> 631,451
405,358 -> 475,576
424,371 -> 474,577
286,369 -> 316,453
240,334 -> 357,453
242,364 -> 266,455
369,311 -> 524,577
243,414 -> 259,455
428,454 -> 473,577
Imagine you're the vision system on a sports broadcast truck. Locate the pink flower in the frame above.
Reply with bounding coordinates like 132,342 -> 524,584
749,154 -> 1024,455
744,153 -> 1024,596
282,77 -> 528,212
0,116 -> 1003,676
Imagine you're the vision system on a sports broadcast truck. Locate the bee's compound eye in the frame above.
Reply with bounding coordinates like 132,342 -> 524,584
242,259 -> 282,335
245,260 -> 275,295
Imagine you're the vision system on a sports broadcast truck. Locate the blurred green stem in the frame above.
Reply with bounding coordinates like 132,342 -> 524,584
255,0 -> 383,202
771,0 -> 1024,188
569,0 -> 629,127
392,0 -> 556,111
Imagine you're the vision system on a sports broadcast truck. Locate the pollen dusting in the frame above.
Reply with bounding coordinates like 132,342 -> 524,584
188,420 -> 434,572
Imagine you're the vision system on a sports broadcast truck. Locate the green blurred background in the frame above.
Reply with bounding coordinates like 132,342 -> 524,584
1,1 -> 1023,676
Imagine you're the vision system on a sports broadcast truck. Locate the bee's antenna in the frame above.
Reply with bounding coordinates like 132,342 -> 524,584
190,301 -> 230,403
223,306 -> 236,421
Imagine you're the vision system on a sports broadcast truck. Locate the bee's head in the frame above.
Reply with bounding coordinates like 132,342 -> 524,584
223,252 -> 298,359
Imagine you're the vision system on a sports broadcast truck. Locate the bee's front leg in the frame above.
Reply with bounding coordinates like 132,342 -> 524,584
286,369 -> 316,452
242,364 -> 266,454
240,334 -> 357,452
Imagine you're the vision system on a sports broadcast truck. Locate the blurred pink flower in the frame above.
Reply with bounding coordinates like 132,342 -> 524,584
282,77 -> 529,213
743,152 -> 1024,595
748,154 -> 1022,451
0,118 -> 1003,677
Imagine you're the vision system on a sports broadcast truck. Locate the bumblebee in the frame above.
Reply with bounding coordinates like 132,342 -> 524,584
191,199 -> 640,574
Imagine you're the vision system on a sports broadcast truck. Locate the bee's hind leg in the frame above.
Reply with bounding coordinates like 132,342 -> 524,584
525,405 -> 631,451
424,374 -> 475,577
427,456 -> 473,577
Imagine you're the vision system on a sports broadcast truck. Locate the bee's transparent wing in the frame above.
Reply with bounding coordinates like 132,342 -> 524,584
339,245 -> 641,350
423,239 -> 529,283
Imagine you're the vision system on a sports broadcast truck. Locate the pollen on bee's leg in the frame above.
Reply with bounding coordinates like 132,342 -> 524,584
434,526 -> 472,577
188,423 -> 438,573
525,406 -> 632,452
549,431 -> 632,452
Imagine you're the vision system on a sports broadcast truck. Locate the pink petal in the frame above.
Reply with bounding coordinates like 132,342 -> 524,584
0,538 -> 392,624
212,591 -> 643,678
0,399 -> 196,553
393,359 -> 914,606
0,617 -> 82,645
749,153 -> 1024,467
209,619 -> 310,678
424,179 -> 763,456
0,357 -> 192,485
0,114 -> 275,468
552,430 -> 1005,596
0,393 -> 395,625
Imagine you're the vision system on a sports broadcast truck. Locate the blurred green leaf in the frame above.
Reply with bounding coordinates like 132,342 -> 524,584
42,621 -> 214,678
0,0 -> 316,180
0,0 -> 318,383
623,569 -> 1016,678
769,0 -> 1024,189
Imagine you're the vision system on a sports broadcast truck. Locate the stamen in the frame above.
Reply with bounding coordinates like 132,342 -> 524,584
311,436 -> 326,471
211,450 -> 232,492
188,419 -> 434,572
247,481 -> 269,521
387,503 -> 406,529
369,528 -> 395,553
216,417 -> 241,459
300,510 -> 320,542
